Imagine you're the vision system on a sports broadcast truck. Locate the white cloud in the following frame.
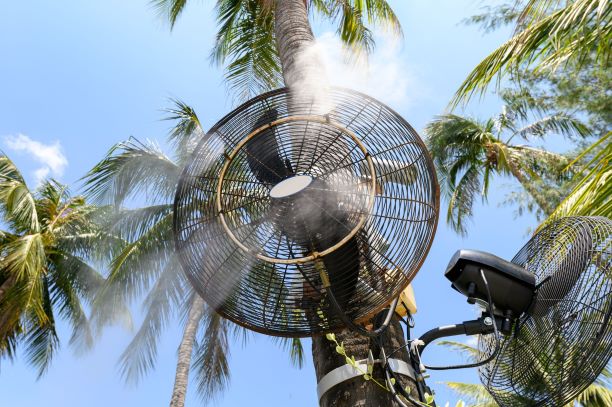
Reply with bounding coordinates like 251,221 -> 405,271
4,134 -> 68,183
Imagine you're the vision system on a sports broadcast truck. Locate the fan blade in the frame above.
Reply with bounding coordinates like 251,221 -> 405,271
320,233 -> 361,311
245,108 -> 292,185
273,177 -> 361,310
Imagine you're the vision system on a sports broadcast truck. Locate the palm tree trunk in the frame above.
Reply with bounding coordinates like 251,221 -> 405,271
273,1 -> 417,405
169,294 -> 205,407
507,162 -> 555,216
313,315 -> 418,406
274,0 -> 316,88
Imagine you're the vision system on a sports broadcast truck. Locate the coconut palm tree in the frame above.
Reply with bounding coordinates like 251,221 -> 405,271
450,0 -> 610,231
84,100 -> 273,407
140,1 -> 415,406
85,99 -> 310,407
439,340 -> 612,407
154,0 -> 401,100
425,91 -> 589,235
0,156 -> 112,377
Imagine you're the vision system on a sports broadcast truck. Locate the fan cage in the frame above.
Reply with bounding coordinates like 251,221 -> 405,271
174,87 -> 439,337
478,216 -> 612,407
215,115 -> 377,264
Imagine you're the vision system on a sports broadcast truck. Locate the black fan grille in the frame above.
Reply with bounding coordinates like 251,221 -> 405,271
174,87 -> 439,336
479,216 -> 612,406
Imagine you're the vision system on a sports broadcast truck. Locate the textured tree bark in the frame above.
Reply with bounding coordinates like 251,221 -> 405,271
274,0 -> 316,89
273,1 -> 418,405
169,295 -> 205,407
312,316 -> 419,407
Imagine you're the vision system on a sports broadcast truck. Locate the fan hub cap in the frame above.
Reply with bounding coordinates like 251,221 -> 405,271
269,175 -> 313,199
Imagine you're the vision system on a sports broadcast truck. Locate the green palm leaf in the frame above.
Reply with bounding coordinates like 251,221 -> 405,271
273,337 -> 305,368
452,0 -> 611,106
83,138 -> 180,206
118,258 -> 186,383
0,156 -> 39,232
211,0 -> 282,101
192,309 -> 231,404
0,171 -> 108,375
545,132 -> 611,220
162,98 -> 204,164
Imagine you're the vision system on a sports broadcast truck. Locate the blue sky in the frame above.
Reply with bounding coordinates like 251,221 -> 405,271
0,1 -> 560,406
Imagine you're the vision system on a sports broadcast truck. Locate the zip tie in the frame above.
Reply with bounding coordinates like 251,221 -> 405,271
409,339 -> 426,373
409,339 -> 424,355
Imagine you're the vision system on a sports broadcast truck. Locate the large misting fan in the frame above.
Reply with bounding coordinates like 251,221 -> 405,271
479,216 -> 612,406
418,216 -> 612,407
173,87 -> 439,336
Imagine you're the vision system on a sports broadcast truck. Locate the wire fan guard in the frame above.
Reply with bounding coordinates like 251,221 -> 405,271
479,216 -> 612,406
174,87 -> 439,336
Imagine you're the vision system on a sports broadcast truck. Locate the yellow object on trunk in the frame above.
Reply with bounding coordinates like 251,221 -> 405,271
395,284 -> 417,316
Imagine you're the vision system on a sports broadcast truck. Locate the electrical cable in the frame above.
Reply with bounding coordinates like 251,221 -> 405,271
421,269 -> 502,371
379,341 -> 430,406
289,242 -> 397,339
325,286 -> 399,338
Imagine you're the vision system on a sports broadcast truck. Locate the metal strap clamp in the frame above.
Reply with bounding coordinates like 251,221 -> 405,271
316,356 -> 415,401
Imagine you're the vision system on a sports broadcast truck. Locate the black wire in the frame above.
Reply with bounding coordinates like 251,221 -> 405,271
423,269 -> 501,371
380,336 -> 430,406
288,241 -> 398,339
375,310 -> 427,405
325,286 -> 399,338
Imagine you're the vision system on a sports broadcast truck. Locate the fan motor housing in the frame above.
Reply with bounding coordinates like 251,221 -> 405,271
445,249 -> 536,318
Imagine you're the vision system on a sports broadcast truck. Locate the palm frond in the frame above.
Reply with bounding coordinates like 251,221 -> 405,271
22,277 -> 59,378
106,204 -> 174,243
211,0 -> 282,102
452,0 -> 611,106
273,337 -> 305,368
444,382 -> 497,407
512,113 -> 590,140
54,208 -> 125,265
0,155 -> 39,232
447,164 -> 482,236
150,0 -> 189,29
91,212 -> 174,330
46,259 -> 94,353
107,212 -> 174,298
462,3 -> 523,33
573,383 -> 612,407
192,310 -> 231,404
437,340 -> 481,361
425,115 -> 491,167
2,234 -> 47,324
162,98 -> 203,164
545,132 -> 611,220
118,259 -> 185,383
82,138 -> 179,206
331,2 -> 375,55
324,0 -> 402,52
